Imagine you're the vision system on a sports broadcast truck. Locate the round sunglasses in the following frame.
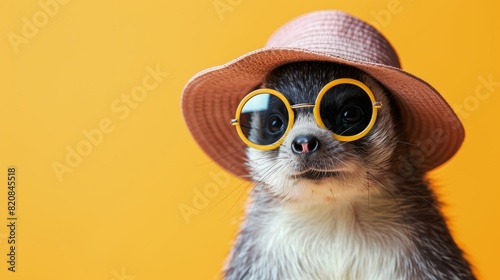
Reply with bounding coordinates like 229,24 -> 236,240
230,78 -> 382,150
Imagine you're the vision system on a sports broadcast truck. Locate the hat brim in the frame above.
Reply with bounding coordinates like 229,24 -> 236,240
181,47 -> 464,178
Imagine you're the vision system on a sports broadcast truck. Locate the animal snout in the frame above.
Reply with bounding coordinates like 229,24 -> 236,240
291,135 -> 320,154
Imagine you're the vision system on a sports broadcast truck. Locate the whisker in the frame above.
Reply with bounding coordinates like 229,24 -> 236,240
219,154 -> 289,222
396,140 -> 419,147
221,181 -> 256,222
329,188 -> 336,203
212,179 -> 251,214
409,190 -> 441,210
368,173 -> 417,251
246,184 -> 265,222
366,171 -> 370,208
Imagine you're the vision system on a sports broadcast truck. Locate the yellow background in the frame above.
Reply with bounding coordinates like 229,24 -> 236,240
0,0 -> 498,279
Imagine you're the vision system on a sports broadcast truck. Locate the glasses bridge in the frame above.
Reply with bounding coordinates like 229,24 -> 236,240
290,103 -> 315,109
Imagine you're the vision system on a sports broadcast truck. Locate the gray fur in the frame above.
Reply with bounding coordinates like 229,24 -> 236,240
223,62 -> 475,279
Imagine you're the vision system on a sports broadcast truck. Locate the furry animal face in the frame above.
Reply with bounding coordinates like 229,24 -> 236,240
246,62 -> 400,204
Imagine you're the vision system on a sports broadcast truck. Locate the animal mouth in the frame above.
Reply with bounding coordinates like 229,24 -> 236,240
292,169 -> 341,180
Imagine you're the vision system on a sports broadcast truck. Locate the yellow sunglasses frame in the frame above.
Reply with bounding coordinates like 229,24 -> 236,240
230,78 -> 382,150
231,88 -> 295,150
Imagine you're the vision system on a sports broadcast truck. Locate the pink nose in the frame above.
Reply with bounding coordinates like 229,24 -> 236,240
300,143 -> 312,153
291,135 -> 319,154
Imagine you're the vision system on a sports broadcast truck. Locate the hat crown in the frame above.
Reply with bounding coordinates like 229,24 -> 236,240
265,11 -> 401,69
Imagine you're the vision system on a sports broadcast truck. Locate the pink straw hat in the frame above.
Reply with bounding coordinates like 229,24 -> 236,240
181,10 -> 464,178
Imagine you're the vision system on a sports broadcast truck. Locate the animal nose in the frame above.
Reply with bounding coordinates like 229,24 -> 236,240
291,135 -> 320,154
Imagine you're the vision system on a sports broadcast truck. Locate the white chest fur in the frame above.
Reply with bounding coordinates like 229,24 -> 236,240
250,200 -> 413,280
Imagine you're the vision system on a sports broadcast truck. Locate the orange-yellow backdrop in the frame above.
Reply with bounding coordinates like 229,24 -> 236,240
0,0 -> 498,279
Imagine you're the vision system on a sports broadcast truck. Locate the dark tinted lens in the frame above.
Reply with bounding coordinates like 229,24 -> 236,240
319,83 -> 373,137
239,93 -> 289,146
